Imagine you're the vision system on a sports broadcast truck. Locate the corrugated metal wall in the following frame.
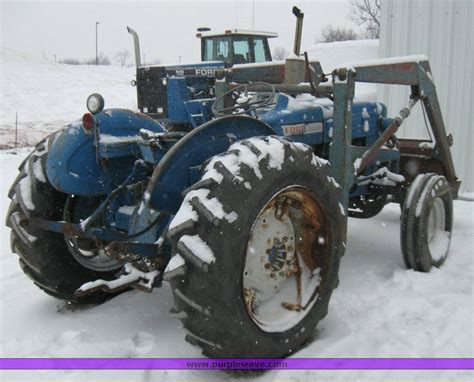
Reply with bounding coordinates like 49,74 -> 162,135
379,0 -> 473,191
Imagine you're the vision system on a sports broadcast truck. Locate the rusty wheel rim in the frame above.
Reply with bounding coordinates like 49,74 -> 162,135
63,195 -> 124,272
243,186 -> 330,333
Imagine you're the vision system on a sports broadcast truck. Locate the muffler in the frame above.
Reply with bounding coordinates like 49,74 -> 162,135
127,26 -> 141,68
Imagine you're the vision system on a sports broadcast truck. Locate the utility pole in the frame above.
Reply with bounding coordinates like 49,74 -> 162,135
252,0 -> 255,29
95,21 -> 99,65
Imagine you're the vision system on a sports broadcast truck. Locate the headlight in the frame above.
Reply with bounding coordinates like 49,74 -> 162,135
86,93 -> 105,114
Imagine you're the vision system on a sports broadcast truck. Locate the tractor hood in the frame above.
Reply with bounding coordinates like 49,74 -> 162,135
154,61 -> 224,77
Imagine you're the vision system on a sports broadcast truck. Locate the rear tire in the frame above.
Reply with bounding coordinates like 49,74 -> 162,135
6,134 -> 124,303
165,136 -> 345,358
401,173 -> 453,272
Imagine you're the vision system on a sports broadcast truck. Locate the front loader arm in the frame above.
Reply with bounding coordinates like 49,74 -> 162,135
329,56 -> 460,210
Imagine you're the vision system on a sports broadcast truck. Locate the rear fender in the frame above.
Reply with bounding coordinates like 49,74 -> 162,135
46,109 -> 165,196
145,115 -> 275,212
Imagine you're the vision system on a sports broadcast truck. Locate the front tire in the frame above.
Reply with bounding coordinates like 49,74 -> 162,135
165,136 -> 345,358
401,173 -> 453,272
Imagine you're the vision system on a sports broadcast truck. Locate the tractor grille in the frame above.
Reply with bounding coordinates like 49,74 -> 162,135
136,66 -> 168,116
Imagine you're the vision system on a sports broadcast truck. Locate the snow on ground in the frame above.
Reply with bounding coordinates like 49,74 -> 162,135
0,41 -> 472,381
0,47 -> 135,148
0,148 -> 472,382
0,40 -> 380,148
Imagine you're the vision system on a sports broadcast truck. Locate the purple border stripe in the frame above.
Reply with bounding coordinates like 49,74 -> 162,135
0,358 -> 473,370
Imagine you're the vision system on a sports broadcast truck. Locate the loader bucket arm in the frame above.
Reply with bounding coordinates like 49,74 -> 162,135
329,56 -> 460,212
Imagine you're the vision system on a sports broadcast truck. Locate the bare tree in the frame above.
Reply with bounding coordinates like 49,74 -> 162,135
85,53 -> 110,65
350,0 -> 381,39
115,50 -> 130,68
272,47 -> 289,60
318,25 -> 360,43
59,58 -> 82,65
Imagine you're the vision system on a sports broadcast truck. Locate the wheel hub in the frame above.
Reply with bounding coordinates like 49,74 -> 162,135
64,195 -> 125,272
244,208 -> 296,305
243,186 -> 329,332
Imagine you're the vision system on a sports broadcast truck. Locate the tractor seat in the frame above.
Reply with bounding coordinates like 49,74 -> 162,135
233,54 -> 247,64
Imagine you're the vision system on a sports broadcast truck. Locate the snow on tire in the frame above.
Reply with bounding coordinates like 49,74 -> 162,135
5,133 -> 125,303
165,136 -> 345,358
401,173 -> 453,272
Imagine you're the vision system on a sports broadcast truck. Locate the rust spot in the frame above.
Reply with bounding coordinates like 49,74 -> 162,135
281,302 -> 302,312
286,189 -> 324,272
62,223 -> 79,236
106,241 -> 124,255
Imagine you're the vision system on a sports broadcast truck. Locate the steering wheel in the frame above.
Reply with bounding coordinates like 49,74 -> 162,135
212,82 -> 276,117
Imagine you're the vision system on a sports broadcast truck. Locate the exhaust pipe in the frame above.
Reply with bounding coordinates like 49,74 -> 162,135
127,26 -> 141,68
292,6 -> 304,56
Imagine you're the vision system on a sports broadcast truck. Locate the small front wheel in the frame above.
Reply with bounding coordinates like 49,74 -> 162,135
401,174 -> 453,272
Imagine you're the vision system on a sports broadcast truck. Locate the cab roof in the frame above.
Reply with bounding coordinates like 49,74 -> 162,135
196,29 -> 278,38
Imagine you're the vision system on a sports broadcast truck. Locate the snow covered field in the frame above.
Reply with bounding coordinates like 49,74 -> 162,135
0,47 -> 136,148
0,41 -> 378,148
1,41 -> 473,381
0,148 -> 472,382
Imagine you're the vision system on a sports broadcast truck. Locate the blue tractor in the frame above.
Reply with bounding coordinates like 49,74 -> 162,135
6,7 -> 460,358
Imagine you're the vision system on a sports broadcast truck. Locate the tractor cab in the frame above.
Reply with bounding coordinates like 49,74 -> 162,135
197,29 -> 277,67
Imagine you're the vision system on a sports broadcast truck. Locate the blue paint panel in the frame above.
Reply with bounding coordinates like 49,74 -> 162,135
96,108 -> 166,158
259,94 -> 388,146
46,109 -> 165,196
148,116 -> 274,212
167,78 -> 191,123
46,121 -> 105,195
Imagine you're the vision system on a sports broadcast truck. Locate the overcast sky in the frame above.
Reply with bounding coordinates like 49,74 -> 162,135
1,0 -> 357,64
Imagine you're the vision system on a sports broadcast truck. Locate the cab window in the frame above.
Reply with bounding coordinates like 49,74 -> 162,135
204,37 -> 231,64
232,38 -> 250,64
253,37 -> 268,63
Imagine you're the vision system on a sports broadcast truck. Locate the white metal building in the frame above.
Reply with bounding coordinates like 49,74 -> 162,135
378,0 -> 473,192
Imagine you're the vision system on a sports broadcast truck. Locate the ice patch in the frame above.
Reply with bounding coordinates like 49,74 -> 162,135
100,134 -> 143,144
363,119 -> 369,133
179,235 -> 215,264
117,205 -> 136,216
168,199 -> 198,231
187,189 -> 238,223
376,102 -> 384,115
405,175 -> 425,210
362,107 -> 370,119
18,167 -> 35,211
77,263 -> 159,293
357,167 -> 405,187
339,202 -> 346,216
251,137 -> 286,170
32,158 -> 46,182
429,231 -> 451,262
164,253 -> 185,274
285,94 -> 334,119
